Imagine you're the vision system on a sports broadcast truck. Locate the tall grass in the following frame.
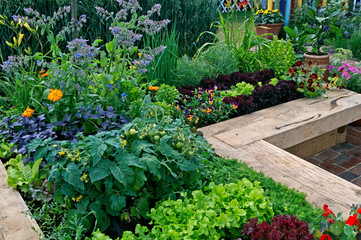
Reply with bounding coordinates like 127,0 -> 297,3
143,27 -> 179,85
138,0 -> 219,56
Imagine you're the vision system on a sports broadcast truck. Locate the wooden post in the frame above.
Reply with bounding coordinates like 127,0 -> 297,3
285,0 -> 291,25
71,0 -> 78,39
267,0 -> 274,9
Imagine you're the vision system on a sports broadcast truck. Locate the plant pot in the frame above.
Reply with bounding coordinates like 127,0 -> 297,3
255,23 -> 283,40
303,52 -> 330,70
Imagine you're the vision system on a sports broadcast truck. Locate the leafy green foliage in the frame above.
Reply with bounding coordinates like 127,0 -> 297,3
85,229 -> 119,240
174,54 -> 212,86
256,36 -> 296,78
30,116 -> 214,232
27,199 -> 87,240
4,154 -> 47,192
202,157 -> 322,227
122,179 -> 274,239
220,82 -> 255,97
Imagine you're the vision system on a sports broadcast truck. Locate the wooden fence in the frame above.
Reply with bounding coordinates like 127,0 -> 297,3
218,0 -> 360,25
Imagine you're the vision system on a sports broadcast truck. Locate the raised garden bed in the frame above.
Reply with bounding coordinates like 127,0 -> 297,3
199,89 -> 361,218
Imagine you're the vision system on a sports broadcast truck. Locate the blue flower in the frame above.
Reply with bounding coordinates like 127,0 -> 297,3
325,26 -> 330,31
121,92 -> 127,98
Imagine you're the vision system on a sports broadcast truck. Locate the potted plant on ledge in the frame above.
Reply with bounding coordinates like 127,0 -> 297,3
255,9 -> 284,40
302,4 -> 340,70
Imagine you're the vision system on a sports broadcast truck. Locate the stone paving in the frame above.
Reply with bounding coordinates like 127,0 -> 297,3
306,124 -> 361,187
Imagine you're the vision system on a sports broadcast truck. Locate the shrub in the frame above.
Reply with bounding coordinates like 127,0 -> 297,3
122,179 -> 274,239
241,215 -> 314,240
174,55 -> 212,86
29,116 -> 214,232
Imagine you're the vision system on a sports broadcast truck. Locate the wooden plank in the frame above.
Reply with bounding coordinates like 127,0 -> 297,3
336,125 -> 347,144
238,140 -> 361,218
285,129 -> 338,159
212,90 -> 361,149
199,89 -> 352,138
0,161 -> 42,240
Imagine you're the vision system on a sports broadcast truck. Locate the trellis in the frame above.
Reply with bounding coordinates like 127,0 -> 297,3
218,0 -> 258,12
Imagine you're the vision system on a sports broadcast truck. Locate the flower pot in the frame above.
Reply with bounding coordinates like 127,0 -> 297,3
303,52 -> 330,70
255,23 -> 283,40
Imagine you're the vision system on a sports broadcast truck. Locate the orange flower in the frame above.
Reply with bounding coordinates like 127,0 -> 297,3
39,70 -> 46,74
148,86 -> 159,91
48,89 -> 63,101
22,106 -> 34,118
39,72 -> 49,78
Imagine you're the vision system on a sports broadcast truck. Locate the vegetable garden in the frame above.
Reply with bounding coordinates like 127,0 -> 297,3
0,0 -> 361,239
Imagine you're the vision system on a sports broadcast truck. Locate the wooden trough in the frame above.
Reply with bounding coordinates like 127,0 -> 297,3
0,161 -> 42,240
199,89 -> 361,218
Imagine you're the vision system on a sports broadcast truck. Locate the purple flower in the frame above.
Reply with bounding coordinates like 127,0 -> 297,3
325,25 -> 330,31
310,24 -> 315,28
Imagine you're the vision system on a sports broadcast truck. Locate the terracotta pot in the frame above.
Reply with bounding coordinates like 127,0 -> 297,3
255,23 -> 283,40
303,52 -> 330,70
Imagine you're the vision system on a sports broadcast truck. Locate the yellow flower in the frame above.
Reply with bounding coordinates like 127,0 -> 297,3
58,151 -> 65,156
138,52 -> 142,57
256,10 -> 260,14
272,9 -> 278,12
80,174 -> 87,181
22,106 -> 34,118
48,89 -> 63,101
259,9 -> 264,13
72,195 -> 83,202
122,140 -> 127,148
264,10 -> 269,14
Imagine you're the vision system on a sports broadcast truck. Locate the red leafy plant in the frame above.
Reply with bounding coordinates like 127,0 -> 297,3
240,214 -> 314,240
314,204 -> 361,239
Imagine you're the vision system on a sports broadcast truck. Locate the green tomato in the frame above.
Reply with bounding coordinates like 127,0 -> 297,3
188,151 -> 194,156
129,129 -> 138,136
154,135 -> 160,141
176,142 -> 184,149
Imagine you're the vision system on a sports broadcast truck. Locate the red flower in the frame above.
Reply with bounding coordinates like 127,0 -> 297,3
323,204 -> 335,217
288,68 -> 295,77
320,234 -> 332,240
295,61 -> 303,67
327,218 -> 335,223
310,73 -> 318,79
346,214 -> 361,227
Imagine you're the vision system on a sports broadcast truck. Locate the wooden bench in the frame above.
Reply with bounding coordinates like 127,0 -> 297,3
199,89 -> 361,218
0,161 -> 42,240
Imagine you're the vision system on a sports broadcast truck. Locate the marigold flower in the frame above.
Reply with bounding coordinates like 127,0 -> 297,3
148,86 -> 159,91
39,72 -> 49,78
22,106 -> 34,118
39,70 -> 46,74
48,89 -> 63,101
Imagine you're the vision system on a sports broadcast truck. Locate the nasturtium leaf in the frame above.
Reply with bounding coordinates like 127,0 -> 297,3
62,162 -> 84,190
330,220 -> 345,236
89,159 -> 112,183
343,224 -> 355,237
